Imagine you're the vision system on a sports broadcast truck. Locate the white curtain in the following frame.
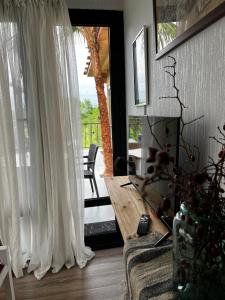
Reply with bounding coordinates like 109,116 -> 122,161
0,0 -> 94,279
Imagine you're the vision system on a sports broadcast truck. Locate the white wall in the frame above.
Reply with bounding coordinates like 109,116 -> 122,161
124,0 -> 225,165
66,0 -> 123,10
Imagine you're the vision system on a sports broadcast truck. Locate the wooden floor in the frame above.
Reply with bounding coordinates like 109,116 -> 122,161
0,248 -> 125,300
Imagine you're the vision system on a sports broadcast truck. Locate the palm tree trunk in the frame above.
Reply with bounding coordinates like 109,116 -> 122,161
80,27 -> 113,176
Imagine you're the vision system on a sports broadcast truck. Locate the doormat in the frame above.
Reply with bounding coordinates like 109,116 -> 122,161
84,220 -> 116,236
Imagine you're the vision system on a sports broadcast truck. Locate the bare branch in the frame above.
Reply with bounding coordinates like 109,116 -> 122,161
146,115 -> 163,150
159,96 -> 179,100
218,126 -> 225,139
184,115 -> 204,126
165,70 -> 175,77
209,136 -> 224,146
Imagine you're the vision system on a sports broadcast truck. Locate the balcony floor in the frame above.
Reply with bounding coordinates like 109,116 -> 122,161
83,149 -> 115,224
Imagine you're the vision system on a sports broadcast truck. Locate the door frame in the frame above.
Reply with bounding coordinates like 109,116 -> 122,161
69,9 -> 127,176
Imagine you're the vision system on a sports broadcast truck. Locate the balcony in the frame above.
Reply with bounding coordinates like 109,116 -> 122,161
82,122 -> 117,227
82,122 -> 102,149
82,122 -> 109,199
83,147 -> 109,199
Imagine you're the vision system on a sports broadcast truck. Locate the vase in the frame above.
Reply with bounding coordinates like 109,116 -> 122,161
173,203 -> 225,300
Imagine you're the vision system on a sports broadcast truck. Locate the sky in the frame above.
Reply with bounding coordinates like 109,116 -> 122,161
74,36 -> 98,107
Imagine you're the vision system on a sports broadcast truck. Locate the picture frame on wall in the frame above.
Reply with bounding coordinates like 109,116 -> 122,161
133,26 -> 148,106
153,0 -> 225,59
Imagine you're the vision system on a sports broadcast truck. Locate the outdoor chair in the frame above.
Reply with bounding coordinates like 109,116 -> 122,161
83,144 -> 99,198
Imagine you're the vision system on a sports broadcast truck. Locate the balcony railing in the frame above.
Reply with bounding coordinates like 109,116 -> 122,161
82,122 -> 102,148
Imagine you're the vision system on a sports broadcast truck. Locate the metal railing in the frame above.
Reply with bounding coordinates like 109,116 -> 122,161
82,122 -> 102,148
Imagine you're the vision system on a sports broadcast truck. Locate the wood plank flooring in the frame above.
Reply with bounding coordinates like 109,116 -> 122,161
0,248 -> 125,300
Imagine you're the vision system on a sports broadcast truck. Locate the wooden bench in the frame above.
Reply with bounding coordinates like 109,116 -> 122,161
105,176 -> 174,299
104,176 -> 168,241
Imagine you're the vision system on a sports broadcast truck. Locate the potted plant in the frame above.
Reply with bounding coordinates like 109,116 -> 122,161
142,56 -> 225,299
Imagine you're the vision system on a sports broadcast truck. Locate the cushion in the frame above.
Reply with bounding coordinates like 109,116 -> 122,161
123,232 -> 177,300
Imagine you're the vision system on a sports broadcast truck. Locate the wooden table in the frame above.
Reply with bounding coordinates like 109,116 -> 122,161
104,176 -> 168,241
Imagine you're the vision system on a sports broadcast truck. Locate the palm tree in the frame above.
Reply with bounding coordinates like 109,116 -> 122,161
77,26 -> 113,176
157,22 -> 176,50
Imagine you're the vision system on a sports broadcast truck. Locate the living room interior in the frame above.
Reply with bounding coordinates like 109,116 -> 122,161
1,0 -> 225,299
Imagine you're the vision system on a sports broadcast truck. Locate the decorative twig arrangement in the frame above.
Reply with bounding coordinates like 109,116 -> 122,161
143,56 -> 225,279
159,56 -> 204,166
125,56 -> 225,297
143,56 -> 205,199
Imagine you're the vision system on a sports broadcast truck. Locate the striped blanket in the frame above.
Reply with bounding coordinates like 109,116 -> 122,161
123,232 -> 176,300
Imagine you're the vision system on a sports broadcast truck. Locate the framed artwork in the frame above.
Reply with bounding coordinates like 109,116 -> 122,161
133,26 -> 149,106
153,0 -> 225,59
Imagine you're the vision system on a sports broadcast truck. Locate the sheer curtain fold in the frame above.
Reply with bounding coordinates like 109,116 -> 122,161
0,0 -> 94,279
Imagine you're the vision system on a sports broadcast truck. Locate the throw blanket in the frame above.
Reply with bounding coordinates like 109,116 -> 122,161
123,232 -> 176,300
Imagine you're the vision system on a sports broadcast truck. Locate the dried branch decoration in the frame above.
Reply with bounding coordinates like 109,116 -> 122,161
143,56 -> 225,227
160,56 -> 204,167
143,56 -> 225,297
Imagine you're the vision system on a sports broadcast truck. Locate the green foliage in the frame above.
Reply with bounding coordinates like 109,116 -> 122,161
158,22 -> 177,50
129,118 -> 142,142
80,99 -> 102,148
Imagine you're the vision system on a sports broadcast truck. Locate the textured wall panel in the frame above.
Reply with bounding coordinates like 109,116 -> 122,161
124,0 -> 225,166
